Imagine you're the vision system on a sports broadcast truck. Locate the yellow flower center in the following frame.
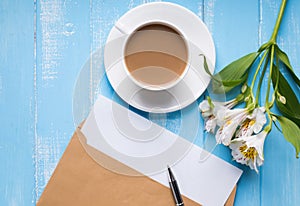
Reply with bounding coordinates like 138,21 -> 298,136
225,120 -> 232,126
249,120 -> 255,126
241,119 -> 255,129
239,145 -> 257,160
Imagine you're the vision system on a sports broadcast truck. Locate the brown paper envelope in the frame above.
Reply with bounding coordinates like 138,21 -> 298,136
37,127 -> 237,206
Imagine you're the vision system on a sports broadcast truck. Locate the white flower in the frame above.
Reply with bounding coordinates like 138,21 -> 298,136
204,116 -> 218,133
230,131 -> 268,173
216,107 -> 248,125
215,108 -> 249,145
199,98 -> 237,133
236,107 -> 267,138
199,100 -> 214,118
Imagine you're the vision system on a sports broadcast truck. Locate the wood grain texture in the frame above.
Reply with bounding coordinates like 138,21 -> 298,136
0,0 -> 299,205
35,0 -> 90,199
0,0 -> 35,205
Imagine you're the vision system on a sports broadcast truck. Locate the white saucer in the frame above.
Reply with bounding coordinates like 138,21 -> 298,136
104,2 -> 215,113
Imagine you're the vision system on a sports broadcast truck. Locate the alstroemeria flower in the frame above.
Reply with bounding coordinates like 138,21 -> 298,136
230,130 -> 268,173
215,108 -> 249,146
236,107 -> 267,138
199,98 -> 237,133
199,100 -> 215,118
204,117 -> 218,133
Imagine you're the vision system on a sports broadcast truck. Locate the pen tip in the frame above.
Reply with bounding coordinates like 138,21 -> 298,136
167,165 -> 171,173
167,165 -> 175,182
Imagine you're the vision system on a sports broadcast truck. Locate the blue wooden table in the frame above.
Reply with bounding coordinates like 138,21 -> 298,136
1,0 -> 299,205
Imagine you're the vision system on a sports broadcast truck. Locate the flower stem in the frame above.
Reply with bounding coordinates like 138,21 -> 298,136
270,0 -> 287,43
255,51 -> 270,105
265,45 -> 275,130
248,51 -> 268,105
269,50 -> 280,108
261,0 -> 287,133
265,45 -> 275,105
250,51 -> 268,90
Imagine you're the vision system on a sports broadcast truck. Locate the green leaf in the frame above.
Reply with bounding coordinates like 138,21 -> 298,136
202,54 -> 242,86
276,115 -> 300,158
212,52 -> 259,93
272,65 -> 300,127
201,54 -> 248,93
216,52 -> 258,80
271,115 -> 282,132
258,41 -> 271,52
275,45 -> 300,86
213,74 -> 248,93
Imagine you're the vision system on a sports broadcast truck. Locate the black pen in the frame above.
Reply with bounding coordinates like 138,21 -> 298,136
167,166 -> 184,206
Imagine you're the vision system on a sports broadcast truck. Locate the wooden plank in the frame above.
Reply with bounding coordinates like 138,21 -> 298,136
204,1 -> 261,205
35,0 -> 90,200
0,0 -> 35,205
260,0 -> 300,205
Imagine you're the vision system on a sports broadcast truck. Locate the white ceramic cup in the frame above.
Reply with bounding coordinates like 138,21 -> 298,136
115,20 -> 191,91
